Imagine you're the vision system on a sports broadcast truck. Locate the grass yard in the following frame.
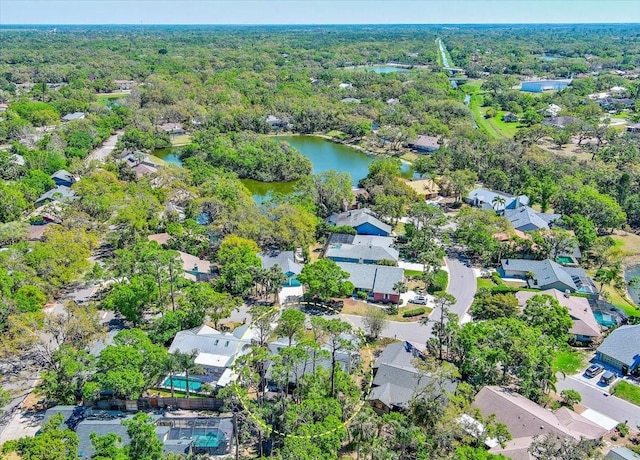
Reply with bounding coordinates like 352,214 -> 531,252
96,92 -> 127,106
552,349 -> 587,375
477,278 -> 496,289
170,134 -> 192,146
404,269 -> 423,278
612,381 -> 640,406
341,299 -> 432,322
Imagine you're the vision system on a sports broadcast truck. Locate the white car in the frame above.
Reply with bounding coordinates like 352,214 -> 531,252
409,295 -> 428,305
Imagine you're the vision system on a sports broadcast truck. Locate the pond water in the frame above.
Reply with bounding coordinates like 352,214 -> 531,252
369,65 -> 409,74
154,135 -> 412,203
625,264 -> 640,306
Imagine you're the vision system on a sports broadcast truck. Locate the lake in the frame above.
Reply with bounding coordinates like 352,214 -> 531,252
369,65 -> 409,74
154,135 -> 412,203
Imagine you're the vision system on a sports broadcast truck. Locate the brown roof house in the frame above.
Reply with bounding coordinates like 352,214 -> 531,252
147,233 -> 214,281
403,178 -> 440,200
472,386 -> 607,459
515,289 -> 601,343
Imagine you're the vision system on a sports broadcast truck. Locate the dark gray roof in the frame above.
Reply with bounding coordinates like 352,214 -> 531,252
542,116 -> 578,128
368,342 -> 456,409
35,185 -> 76,204
504,206 -> 560,231
336,262 -> 404,295
597,325 -> 640,368
327,209 -> 392,235
325,243 -> 399,263
259,251 -> 302,276
51,169 -> 75,182
76,416 -> 132,459
501,259 -> 577,291
563,266 -> 598,295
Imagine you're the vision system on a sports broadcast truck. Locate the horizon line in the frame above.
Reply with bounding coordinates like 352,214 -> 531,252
2,22 -> 640,26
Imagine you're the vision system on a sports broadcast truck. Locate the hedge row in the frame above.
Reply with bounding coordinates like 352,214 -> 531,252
402,307 -> 426,317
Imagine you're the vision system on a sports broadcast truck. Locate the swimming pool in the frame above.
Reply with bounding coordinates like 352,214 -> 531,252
594,311 -> 618,327
164,376 -> 202,392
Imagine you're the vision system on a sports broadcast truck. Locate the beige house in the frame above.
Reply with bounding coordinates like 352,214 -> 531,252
403,178 -> 440,200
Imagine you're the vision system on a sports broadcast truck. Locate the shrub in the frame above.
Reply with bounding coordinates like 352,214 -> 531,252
617,422 -> 629,438
491,272 -> 505,286
402,307 -> 426,317
357,291 -> 368,300
386,304 -> 399,315
428,269 -> 449,294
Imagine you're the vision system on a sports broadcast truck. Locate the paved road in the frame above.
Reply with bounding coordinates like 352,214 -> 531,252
85,130 -> 122,164
424,257 -> 476,335
556,375 -> 640,428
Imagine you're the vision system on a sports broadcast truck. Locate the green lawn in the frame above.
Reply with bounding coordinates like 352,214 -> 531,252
612,381 -> 640,406
171,134 -> 192,146
552,349 -> 586,375
477,278 -> 496,289
95,92 -> 127,106
404,269 -> 423,278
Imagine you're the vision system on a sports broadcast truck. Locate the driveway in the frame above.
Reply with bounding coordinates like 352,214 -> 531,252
556,375 -> 640,428
85,130 -> 122,164
423,257 -> 476,334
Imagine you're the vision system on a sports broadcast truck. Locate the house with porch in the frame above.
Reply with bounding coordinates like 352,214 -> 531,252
504,206 -> 561,232
327,208 -> 392,236
501,258 -> 597,295
34,185 -> 77,208
336,262 -> 404,303
367,341 -> 456,413
596,325 -> 640,375
325,233 -> 398,265
258,250 -> 303,286
403,178 -> 440,200
515,289 -> 601,343
467,188 -> 529,212
51,169 -> 79,187
407,135 -> 443,153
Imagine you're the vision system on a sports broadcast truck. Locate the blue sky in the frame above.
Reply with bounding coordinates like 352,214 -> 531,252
1,1 -> 639,25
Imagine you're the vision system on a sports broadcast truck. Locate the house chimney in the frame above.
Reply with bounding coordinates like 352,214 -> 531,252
564,289 -> 570,298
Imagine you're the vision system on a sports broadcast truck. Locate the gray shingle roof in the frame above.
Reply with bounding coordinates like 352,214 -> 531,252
35,185 -> 76,204
368,342 -> 456,409
336,262 -> 404,295
325,243 -> 399,263
327,208 -> 392,235
607,447 -> 640,460
259,251 -> 302,276
168,325 -> 253,368
62,112 -> 85,121
504,206 -> 560,231
597,325 -> 640,368
501,259 -> 577,291
467,188 -> 529,210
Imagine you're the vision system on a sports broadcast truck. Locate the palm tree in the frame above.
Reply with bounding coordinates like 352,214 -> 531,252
162,354 -> 181,399
265,266 -> 286,304
176,350 -> 204,399
492,195 -> 507,213
392,281 -> 407,305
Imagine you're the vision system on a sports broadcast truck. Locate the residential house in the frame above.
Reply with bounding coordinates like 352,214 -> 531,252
472,386 -> 606,459
325,241 -> 399,265
113,79 -> 137,91
627,123 -> 640,135
403,178 -> 440,200
336,261 -> 404,303
338,82 -> 353,89
34,185 -> 76,208
501,259 -> 598,294
259,250 -> 303,287
386,98 -> 400,105
502,112 -> 518,122
607,447 -> 640,460
599,97 -> 635,110
327,208 -> 392,236
367,341 -> 456,413
596,325 -> 640,375
157,122 -> 186,136
542,116 -> 579,128
467,188 -> 529,212
407,135 -> 442,153
169,324 -> 254,387
266,335 -> 360,388
341,97 -> 361,103
9,153 -> 25,166
147,234 -> 214,281
43,406 -> 233,458
51,169 -> 78,187
27,223 -> 54,241
121,152 -> 159,177
504,206 -> 560,232
545,103 -> 562,117
501,259 -> 597,295
265,114 -> 284,129
61,112 -> 86,122
328,233 -> 394,249
515,289 -> 601,343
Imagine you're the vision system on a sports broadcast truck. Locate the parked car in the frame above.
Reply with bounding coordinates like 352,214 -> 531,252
409,295 -> 428,305
600,371 -> 617,385
585,364 -> 604,378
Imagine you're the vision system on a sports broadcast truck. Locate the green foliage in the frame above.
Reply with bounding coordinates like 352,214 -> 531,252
561,389 -> 582,407
428,269 -> 449,294
2,413 -> 79,460
103,275 -> 158,325
521,294 -> 573,344
471,289 -> 519,320
122,412 -> 164,460
298,259 -> 354,301
38,345 -> 95,405
216,235 -> 261,295
491,271 -> 504,286
402,307 -> 427,317
14,285 -> 47,313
